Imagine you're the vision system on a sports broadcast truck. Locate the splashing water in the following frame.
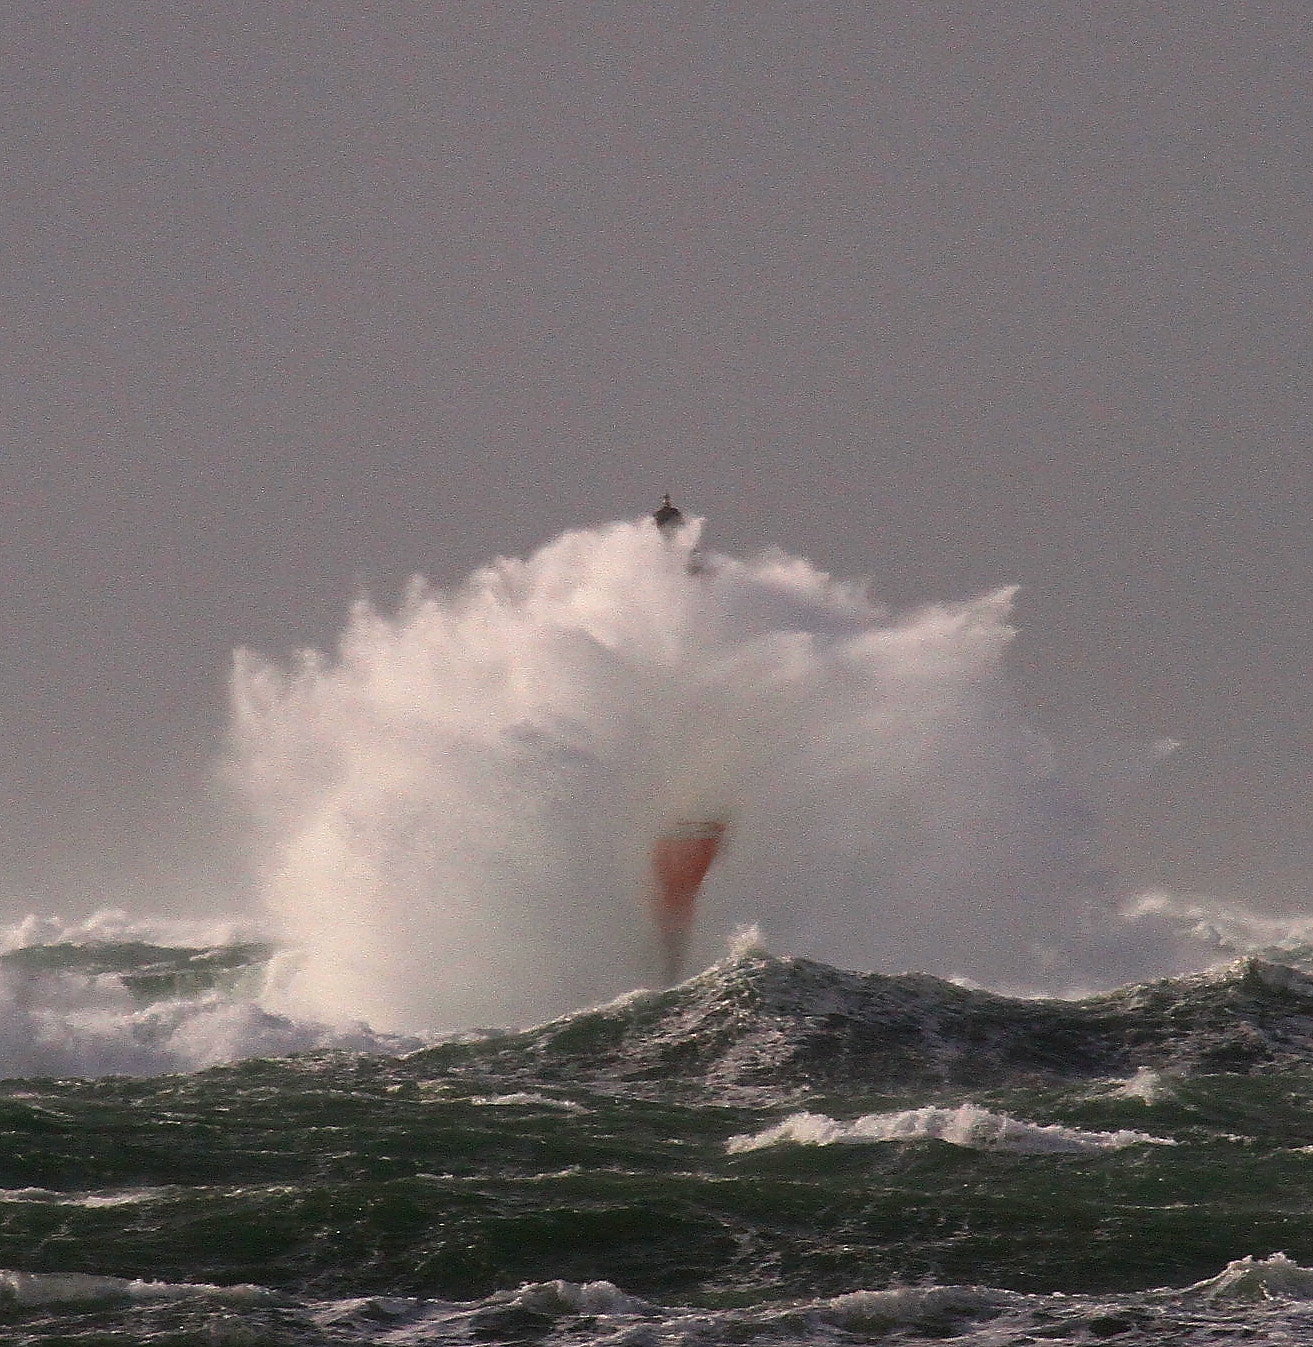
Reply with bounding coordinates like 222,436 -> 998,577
725,1104 -> 1176,1155
229,516 -> 1118,1034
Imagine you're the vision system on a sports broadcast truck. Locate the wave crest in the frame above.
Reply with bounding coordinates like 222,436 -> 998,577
727,1103 -> 1175,1155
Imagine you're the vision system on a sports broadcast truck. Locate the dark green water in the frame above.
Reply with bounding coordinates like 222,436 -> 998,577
6,945 -> 1313,1343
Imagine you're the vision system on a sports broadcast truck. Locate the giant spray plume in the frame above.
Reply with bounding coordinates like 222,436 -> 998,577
230,515 -> 1121,1033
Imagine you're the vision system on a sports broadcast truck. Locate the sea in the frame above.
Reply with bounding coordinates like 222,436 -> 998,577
9,517 -> 1310,1342
6,926 -> 1313,1344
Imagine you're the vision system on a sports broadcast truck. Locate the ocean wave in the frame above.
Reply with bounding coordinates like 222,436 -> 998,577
0,909 -> 266,958
0,1268 -> 279,1309
0,928 -> 421,1079
7,925 -> 1313,1087
13,1260 -> 1313,1344
727,1103 -> 1176,1155
816,1284 -> 1011,1334
0,1187 -> 169,1208
412,945 -> 1313,1104
470,1092 -> 589,1112
0,977 -> 418,1079
1180,1253 -> 1313,1303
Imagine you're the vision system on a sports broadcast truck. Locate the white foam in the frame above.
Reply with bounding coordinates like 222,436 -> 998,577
231,516 -> 1184,1035
505,1279 -> 653,1316
0,907 -> 381,1078
0,908 -> 264,956
1180,1253 -> 1313,1303
0,960 -> 421,1080
0,1268 -> 276,1308
1119,892 -> 1313,969
13,1261 -> 1313,1343
0,1187 -> 167,1207
469,1092 -> 587,1112
819,1284 -> 1009,1331
1109,1066 -> 1175,1104
727,1104 -> 1177,1155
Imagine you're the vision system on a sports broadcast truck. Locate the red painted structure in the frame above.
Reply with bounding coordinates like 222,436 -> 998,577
650,819 -> 727,981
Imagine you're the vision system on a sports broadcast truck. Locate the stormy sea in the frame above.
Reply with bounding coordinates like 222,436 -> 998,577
10,929 -> 1313,1344
6,516 -> 1313,1343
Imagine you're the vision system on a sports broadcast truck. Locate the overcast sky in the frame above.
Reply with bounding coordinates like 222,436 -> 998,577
2,2 -> 1311,929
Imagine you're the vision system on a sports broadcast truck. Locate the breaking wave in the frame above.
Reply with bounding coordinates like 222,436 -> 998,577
11,1259 -> 1313,1344
726,1104 -> 1175,1155
6,519 -> 1302,1062
228,514 -> 1219,1035
0,910 -> 415,1079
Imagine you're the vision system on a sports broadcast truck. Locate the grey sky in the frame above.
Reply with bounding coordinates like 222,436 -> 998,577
2,2 -> 1310,926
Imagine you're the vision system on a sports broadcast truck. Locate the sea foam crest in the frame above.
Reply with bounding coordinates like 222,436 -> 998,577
0,1270 -> 276,1309
819,1285 -> 1010,1333
0,910 -> 419,1078
470,1092 -> 588,1113
0,970 -> 414,1079
727,1104 -> 1175,1155
1182,1254 -> 1313,1303
503,1279 -> 654,1317
1109,1066 -> 1175,1104
0,909 -> 263,957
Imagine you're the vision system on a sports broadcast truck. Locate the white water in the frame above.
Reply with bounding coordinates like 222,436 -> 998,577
0,967 -> 409,1079
1109,1067 -> 1176,1105
228,516 -> 1256,1034
0,1269 -> 276,1308
0,909 -> 417,1078
0,517 -> 1300,1068
13,1260 -> 1313,1342
726,1104 -> 1175,1155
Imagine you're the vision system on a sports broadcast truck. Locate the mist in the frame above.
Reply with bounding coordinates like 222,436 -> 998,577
231,517 -> 1185,1034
